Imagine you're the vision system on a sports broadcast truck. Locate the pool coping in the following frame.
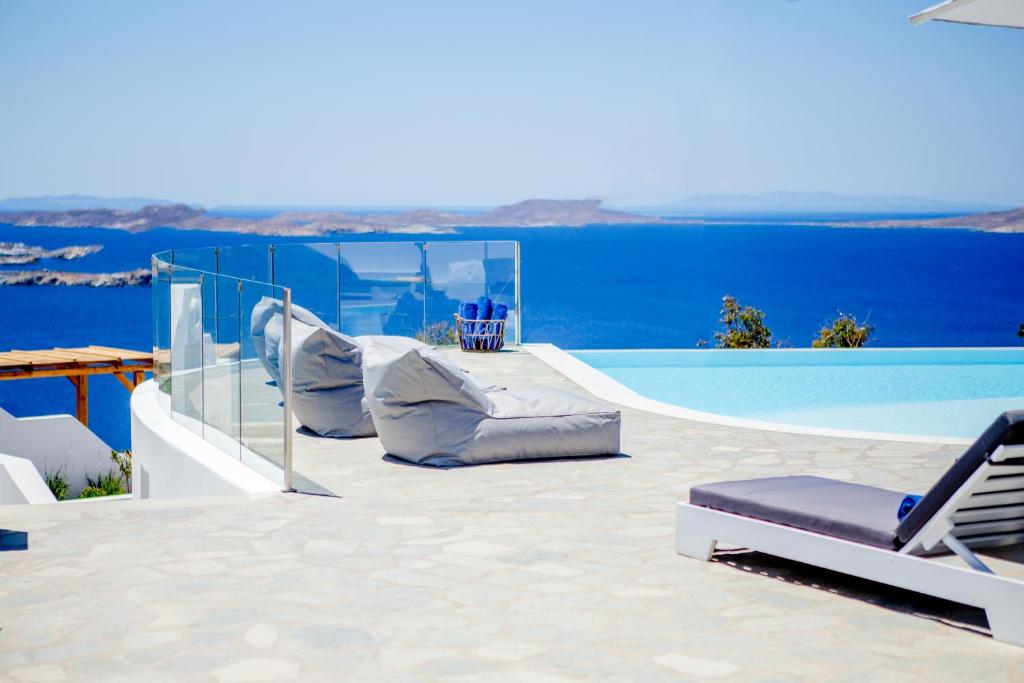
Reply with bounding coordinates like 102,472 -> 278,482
524,343 -> 977,446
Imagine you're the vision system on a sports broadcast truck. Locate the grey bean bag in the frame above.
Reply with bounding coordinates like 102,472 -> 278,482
285,318 -> 378,437
250,296 -> 328,386
253,297 -> 426,437
362,344 -> 621,466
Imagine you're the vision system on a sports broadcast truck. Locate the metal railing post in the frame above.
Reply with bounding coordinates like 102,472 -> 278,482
335,242 -> 342,332
281,287 -> 295,492
514,241 -> 521,345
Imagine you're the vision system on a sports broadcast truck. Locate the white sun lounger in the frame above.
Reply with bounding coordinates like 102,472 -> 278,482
676,411 -> 1024,646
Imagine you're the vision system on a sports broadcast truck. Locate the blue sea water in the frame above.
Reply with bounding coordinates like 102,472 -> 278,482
1,218 -> 1023,448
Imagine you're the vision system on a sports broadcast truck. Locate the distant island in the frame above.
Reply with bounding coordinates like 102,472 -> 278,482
0,242 -> 102,265
0,199 -> 662,235
2,197 -> 1022,234
0,268 -> 151,287
818,207 -> 1024,233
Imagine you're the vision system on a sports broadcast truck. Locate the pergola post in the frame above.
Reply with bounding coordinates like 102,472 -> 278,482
66,375 -> 89,426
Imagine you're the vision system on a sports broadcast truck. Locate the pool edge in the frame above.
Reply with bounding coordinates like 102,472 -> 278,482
523,343 -> 975,446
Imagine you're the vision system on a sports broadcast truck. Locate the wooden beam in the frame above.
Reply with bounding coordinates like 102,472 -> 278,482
133,370 -> 145,387
82,345 -> 154,361
114,372 -> 135,392
0,363 -> 151,381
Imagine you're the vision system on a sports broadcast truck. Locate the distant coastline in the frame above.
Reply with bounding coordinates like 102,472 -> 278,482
0,199 -> 663,236
0,198 -> 1022,234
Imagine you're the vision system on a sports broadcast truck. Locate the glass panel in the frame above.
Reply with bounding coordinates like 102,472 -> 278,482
274,243 -> 340,329
425,241 -> 519,346
152,257 -> 173,415
217,244 -> 274,282
338,242 -> 425,338
167,247 -> 217,273
168,266 -> 205,435
238,279 -> 285,487
200,273 -> 242,458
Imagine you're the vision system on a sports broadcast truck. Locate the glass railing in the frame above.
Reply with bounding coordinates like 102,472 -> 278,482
151,240 -> 520,490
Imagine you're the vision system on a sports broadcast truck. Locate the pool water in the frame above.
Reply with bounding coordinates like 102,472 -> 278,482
571,348 -> 1024,439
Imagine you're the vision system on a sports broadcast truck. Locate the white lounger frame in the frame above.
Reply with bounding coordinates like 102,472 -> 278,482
676,443 -> 1024,646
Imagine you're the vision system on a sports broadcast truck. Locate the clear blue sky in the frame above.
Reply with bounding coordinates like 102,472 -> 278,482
1,1 -> 1021,207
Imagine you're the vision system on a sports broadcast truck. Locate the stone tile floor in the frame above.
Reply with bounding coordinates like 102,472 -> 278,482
2,347 -> 1023,681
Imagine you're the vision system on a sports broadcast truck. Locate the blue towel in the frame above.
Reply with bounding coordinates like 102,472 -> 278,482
476,296 -> 493,321
485,303 -> 509,349
474,297 -> 493,339
897,494 -> 922,521
458,301 -> 478,321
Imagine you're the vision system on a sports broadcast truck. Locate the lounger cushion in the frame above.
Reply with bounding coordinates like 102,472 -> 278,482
363,345 -> 621,466
287,319 -> 375,437
896,410 -> 1024,544
286,325 -> 426,438
251,297 -> 328,386
690,475 -> 905,549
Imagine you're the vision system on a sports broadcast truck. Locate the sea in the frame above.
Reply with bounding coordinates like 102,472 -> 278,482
2,212 -> 1023,450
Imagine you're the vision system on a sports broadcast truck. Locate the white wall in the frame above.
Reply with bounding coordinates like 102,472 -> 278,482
0,407 -> 114,498
131,380 -> 280,499
0,454 -> 57,505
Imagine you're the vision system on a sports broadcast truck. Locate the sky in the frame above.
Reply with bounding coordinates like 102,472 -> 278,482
1,1 -> 1022,208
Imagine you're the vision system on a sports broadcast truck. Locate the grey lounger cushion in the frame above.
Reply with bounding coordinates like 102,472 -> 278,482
255,298 -> 426,437
284,322 -> 426,438
690,475 -> 905,549
362,344 -> 621,466
251,296 -> 328,386
286,319 -> 375,437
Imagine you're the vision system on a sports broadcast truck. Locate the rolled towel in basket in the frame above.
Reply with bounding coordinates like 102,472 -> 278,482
487,303 -> 509,349
474,297 -> 493,343
456,302 -> 476,350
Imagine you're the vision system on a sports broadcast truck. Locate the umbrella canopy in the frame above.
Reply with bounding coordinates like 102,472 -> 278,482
911,0 -> 1024,28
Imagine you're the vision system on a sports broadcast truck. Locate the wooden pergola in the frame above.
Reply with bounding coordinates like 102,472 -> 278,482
0,345 -> 153,427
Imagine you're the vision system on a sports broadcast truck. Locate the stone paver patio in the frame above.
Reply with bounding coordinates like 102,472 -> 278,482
2,347 -> 1022,681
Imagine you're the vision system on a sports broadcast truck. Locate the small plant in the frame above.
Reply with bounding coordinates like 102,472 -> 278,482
714,295 -> 773,349
417,321 -> 459,346
79,469 -> 126,498
812,313 -> 875,348
110,449 -> 132,494
44,465 -> 70,501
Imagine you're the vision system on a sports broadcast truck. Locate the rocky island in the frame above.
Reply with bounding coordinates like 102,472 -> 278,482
0,268 -> 151,287
0,242 -> 103,265
807,207 -> 1024,234
0,199 -> 663,236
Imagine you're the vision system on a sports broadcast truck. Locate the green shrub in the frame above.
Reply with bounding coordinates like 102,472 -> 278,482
714,295 -> 773,349
812,313 -> 875,348
44,465 -> 70,501
79,469 -> 126,498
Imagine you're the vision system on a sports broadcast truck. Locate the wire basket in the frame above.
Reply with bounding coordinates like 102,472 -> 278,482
454,315 -> 506,352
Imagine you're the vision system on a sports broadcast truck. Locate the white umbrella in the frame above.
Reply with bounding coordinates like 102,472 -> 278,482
910,0 -> 1024,28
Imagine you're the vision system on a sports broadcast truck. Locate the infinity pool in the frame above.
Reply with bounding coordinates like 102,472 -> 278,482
570,348 -> 1024,439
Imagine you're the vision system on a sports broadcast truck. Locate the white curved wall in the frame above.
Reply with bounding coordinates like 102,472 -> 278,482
130,380 -> 280,499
